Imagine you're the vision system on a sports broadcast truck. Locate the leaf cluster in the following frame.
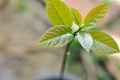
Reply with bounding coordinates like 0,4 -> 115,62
37,0 -> 119,54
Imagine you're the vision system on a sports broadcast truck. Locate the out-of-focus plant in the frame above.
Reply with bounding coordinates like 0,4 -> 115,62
17,0 -> 26,11
10,0 -> 26,11
37,0 -> 120,79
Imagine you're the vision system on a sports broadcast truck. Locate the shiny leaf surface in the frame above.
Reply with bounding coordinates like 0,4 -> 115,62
46,0 -> 73,27
84,2 -> 110,27
90,30 -> 119,54
77,32 -> 93,52
37,25 -> 73,47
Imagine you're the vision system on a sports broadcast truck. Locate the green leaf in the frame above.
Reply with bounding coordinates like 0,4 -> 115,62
84,2 -> 110,27
71,8 -> 82,27
46,0 -> 73,27
91,41 -> 119,55
90,30 -> 119,54
37,25 -> 73,47
77,32 -> 93,52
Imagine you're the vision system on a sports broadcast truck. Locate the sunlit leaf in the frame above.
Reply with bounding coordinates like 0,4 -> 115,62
46,0 -> 73,27
37,25 -> 73,47
71,8 -> 82,27
77,32 -> 93,52
91,41 -> 119,55
90,30 -> 119,54
84,2 -> 110,27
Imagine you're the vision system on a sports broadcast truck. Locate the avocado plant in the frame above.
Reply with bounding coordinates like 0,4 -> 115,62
37,0 -> 120,79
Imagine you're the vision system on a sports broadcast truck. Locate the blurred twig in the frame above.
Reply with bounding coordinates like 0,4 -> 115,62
80,50 -> 97,80
37,0 -> 45,7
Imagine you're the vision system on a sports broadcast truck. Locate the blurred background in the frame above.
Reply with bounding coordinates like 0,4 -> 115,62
0,0 -> 119,80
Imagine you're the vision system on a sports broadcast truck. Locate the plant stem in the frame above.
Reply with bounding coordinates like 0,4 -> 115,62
59,28 -> 81,80
59,43 -> 70,80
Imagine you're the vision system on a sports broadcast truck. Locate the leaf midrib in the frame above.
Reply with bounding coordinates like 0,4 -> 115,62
40,33 -> 73,43
84,4 -> 108,25
50,0 -> 67,26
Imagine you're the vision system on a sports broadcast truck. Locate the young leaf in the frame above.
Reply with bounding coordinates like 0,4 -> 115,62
46,0 -> 73,27
84,2 -> 110,27
37,25 -> 73,47
77,32 -> 93,52
90,30 -> 120,54
71,8 -> 82,27
91,41 -> 119,55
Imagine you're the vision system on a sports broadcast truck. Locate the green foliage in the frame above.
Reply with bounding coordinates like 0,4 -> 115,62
90,30 -> 119,54
46,0 -> 73,27
84,2 -> 110,27
71,8 -> 82,27
77,32 -> 93,52
37,25 -> 73,47
37,0 -> 119,54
